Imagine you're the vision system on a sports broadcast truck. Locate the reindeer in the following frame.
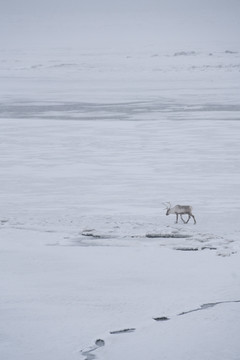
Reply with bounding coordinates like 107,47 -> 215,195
163,202 -> 196,224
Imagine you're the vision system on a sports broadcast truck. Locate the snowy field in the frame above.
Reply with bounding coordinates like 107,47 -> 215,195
1,48 -> 240,360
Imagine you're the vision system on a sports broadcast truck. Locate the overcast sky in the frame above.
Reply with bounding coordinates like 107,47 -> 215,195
0,0 -> 239,50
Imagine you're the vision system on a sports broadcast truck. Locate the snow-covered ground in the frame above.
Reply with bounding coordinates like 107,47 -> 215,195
0,47 -> 240,360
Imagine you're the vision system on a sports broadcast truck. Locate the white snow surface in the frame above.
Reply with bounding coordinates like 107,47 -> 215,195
0,47 -> 240,360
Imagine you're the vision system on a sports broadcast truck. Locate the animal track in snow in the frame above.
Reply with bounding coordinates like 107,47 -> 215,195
80,300 -> 240,359
110,328 -> 136,335
81,339 -> 105,360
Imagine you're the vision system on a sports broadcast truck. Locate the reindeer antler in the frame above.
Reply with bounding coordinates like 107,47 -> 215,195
162,202 -> 171,209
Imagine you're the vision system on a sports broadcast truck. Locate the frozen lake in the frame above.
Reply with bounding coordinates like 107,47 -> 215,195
0,48 -> 240,360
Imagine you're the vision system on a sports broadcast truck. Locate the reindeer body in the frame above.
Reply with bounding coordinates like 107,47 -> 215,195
165,204 -> 196,224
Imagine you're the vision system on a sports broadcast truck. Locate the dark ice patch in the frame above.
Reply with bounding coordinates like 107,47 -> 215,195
146,233 -> 192,239
174,247 -> 199,251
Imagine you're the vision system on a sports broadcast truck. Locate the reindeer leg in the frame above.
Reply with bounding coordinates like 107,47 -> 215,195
180,214 -> 186,224
175,213 -> 178,224
186,215 -> 191,223
192,215 -> 196,224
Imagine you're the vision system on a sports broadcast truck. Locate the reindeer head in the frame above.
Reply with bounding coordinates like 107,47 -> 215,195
163,202 -> 171,216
